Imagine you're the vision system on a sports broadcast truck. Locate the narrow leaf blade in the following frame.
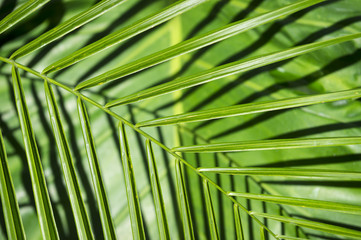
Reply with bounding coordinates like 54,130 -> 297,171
0,0 -> 49,35
0,128 -> 25,240
122,33 -> 361,109
76,0 -> 326,90
198,167 -> 361,180
43,0 -> 207,74
252,212 -> 361,239
228,192 -> 361,215
276,235 -> 308,240
233,204 -> 244,240
118,122 -> 145,239
44,80 -> 93,239
12,65 -> 59,240
260,227 -> 266,240
10,0 -> 125,59
175,159 -> 194,240
77,98 -> 117,239
137,88 -> 361,127
203,180 -> 219,240
146,139 -> 170,240
172,137 -> 361,153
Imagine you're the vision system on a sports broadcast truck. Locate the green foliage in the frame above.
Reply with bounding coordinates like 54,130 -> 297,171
0,0 -> 361,239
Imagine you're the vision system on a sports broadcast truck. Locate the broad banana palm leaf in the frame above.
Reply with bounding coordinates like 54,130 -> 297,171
0,0 -> 361,239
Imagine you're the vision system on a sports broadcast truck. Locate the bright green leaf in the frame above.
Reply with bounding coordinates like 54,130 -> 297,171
172,137 -> 361,153
75,0 -> 326,90
118,122 -> 145,240
44,80 -> 94,240
228,192 -> 361,215
0,128 -> 25,240
12,65 -> 59,240
0,0 -> 49,35
43,0 -> 207,74
10,0 -> 125,60
77,97 -> 117,240
252,212 -> 361,239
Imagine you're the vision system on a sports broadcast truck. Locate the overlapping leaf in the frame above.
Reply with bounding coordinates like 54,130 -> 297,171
12,65 -> 59,240
77,98 -> 116,240
43,0 -> 207,74
44,80 -> 93,239
0,0 -> 49,35
0,128 -> 25,240
75,0 -> 326,90
10,0 -> 125,59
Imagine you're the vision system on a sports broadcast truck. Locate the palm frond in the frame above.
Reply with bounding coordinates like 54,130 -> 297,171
1,0 -> 361,239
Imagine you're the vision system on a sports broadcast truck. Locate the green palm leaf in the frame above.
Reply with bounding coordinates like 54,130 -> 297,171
198,167 -> 361,180
137,88 -> 361,127
0,128 -> 25,240
77,98 -> 116,240
228,192 -> 361,215
0,0 -> 49,35
173,137 -> 361,152
118,122 -> 145,240
10,0 -> 125,60
146,140 -> 170,240
44,80 -> 93,239
12,65 -> 59,239
75,0 -> 325,90
1,0 -> 361,239
43,0 -> 207,74
116,33 -> 361,109
252,212 -> 361,239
